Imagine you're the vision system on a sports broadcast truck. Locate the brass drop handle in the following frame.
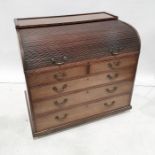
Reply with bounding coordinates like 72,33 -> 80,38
52,84 -> 67,93
108,61 -> 121,69
111,51 -> 119,55
104,100 -> 115,107
55,113 -> 68,121
54,72 -> 66,81
107,73 -> 119,80
54,98 -> 68,107
51,56 -> 68,65
109,44 -> 123,55
106,86 -> 117,93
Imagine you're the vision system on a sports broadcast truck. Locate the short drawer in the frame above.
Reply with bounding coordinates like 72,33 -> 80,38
35,94 -> 130,132
33,81 -> 133,115
90,53 -> 138,73
26,65 -> 87,87
30,67 -> 135,101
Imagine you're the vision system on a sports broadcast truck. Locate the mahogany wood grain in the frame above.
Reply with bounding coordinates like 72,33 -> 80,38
35,94 -> 130,132
90,53 -> 138,73
27,52 -> 138,87
33,80 -> 133,115
27,64 -> 87,87
15,12 -> 141,137
15,12 -> 116,28
30,67 -> 135,101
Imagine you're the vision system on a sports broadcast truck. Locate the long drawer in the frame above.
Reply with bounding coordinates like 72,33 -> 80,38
35,94 -> 130,132
30,67 -> 135,101
33,80 -> 133,115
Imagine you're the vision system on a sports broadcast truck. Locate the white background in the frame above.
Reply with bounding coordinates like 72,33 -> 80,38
0,1 -> 155,155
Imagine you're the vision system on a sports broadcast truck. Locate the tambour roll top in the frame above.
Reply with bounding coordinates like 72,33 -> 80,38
15,12 -> 140,70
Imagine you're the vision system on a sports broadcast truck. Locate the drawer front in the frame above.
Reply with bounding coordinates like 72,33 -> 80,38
33,81 -> 133,115
27,65 -> 87,87
90,53 -> 138,73
30,67 -> 135,101
35,94 -> 130,132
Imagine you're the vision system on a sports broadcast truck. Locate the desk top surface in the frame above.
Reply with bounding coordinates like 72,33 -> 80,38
15,12 -> 117,28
